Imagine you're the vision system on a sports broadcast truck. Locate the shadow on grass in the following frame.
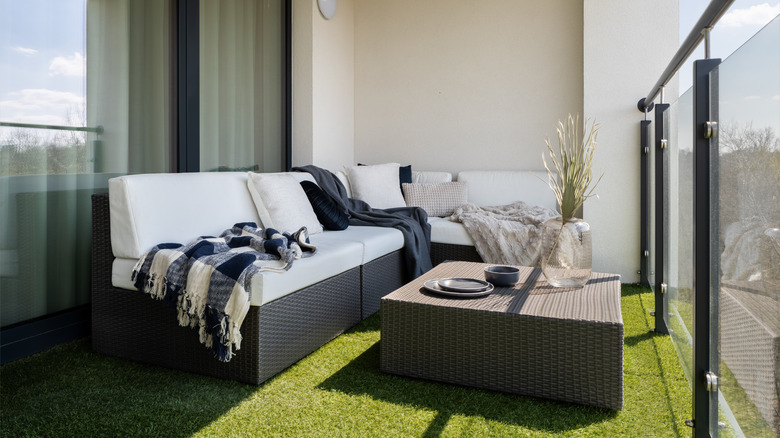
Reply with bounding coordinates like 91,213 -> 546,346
317,342 -> 617,435
621,283 -> 650,297
344,312 -> 381,333
624,330 -> 665,347
0,339 -> 254,437
636,288 -> 685,438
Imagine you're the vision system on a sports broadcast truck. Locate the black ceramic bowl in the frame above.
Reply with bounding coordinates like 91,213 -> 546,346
484,265 -> 520,287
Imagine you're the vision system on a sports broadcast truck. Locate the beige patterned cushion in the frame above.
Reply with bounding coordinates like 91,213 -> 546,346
402,182 -> 468,217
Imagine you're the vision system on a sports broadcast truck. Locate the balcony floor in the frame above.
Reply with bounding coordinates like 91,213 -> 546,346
0,285 -> 691,437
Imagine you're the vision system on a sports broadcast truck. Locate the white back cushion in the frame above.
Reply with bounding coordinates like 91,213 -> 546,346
456,170 -> 558,211
247,172 -> 323,235
109,172 -> 261,259
345,163 -> 406,209
412,171 -> 453,184
335,170 -> 351,197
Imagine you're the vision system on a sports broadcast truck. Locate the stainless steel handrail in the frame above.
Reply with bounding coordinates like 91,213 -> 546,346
0,121 -> 103,134
638,0 -> 734,111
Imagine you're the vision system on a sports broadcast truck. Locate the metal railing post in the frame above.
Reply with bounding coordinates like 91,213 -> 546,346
640,119 -> 652,286
691,57 -> 721,438
654,103 -> 670,335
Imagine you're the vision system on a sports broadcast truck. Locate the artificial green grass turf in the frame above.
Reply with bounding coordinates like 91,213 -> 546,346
1,284 -> 690,437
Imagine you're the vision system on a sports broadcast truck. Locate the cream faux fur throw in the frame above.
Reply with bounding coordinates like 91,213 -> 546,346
447,201 -> 560,267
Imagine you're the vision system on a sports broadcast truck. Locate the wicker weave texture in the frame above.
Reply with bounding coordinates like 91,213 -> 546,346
721,287 -> 780,433
380,261 -> 624,410
430,242 -> 483,266
361,250 -> 406,318
91,193 -> 361,384
256,268 -> 361,383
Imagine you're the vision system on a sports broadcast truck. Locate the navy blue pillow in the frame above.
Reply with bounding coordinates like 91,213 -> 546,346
399,165 -> 412,187
300,181 -> 349,231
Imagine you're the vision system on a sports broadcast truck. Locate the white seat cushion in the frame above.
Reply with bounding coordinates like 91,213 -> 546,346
110,232 -> 364,306
112,257 -> 139,290
428,217 -> 474,246
249,233 -> 363,305
325,226 -> 404,263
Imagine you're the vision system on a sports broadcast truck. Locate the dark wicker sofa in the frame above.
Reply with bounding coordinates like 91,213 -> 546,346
90,168 -> 555,385
91,193 -> 408,384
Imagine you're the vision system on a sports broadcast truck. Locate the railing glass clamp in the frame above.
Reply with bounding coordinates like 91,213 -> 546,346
704,121 -> 718,139
706,372 -> 719,392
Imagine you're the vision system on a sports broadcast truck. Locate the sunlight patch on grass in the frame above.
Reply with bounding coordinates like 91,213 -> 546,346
2,285 -> 692,437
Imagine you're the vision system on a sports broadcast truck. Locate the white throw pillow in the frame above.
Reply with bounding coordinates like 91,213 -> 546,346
335,170 -> 352,197
247,172 -> 323,235
345,163 -> 406,209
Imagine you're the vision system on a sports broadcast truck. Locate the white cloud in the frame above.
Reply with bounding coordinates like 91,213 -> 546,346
12,46 -> 38,56
744,95 -> 763,100
773,95 -> 780,100
2,88 -> 84,106
0,88 -> 85,125
48,52 -> 85,77
719,3 -> 780,28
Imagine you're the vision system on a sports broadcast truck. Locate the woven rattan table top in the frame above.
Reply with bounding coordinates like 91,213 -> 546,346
382,261 -> 623,325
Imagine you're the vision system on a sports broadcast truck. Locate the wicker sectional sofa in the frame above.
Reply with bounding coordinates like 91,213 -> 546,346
91,168 -> 554,384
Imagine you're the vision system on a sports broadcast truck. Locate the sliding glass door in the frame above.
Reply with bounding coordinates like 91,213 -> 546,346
199,0 -> 286,173
1,0 -> 289,359
0,0 -> 174,331
87,0 -> 174,175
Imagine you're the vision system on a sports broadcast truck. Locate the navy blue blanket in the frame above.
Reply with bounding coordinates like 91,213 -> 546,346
293,165 -> 432,278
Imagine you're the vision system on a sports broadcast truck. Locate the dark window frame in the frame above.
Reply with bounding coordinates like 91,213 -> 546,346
175,0 -> 291,173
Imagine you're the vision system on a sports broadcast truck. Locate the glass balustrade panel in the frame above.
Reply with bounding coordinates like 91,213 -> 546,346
714,15 -> 780,437
664,87 -> 695,385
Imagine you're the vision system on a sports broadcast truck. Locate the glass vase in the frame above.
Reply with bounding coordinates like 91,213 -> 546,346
540,217 -> 592,288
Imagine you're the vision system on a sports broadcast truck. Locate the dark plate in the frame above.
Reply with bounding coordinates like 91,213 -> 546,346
423,279 -> 494,298
436,277 -> 491,292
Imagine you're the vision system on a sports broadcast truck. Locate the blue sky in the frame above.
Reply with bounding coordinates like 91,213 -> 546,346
0,0 -> 777,129
678,0 -> 780,89
675,0 -> 779,131
0,0 -> 85,126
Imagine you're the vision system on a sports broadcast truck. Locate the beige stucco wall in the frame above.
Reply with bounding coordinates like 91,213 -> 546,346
584,1 -> 678,282
292,0 -> 313,167
353,0 -> 583,173
292,0 -> 354,170
293,0 -> 678,282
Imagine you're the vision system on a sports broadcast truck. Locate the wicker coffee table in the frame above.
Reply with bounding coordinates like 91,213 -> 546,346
380,261 -> 624,410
